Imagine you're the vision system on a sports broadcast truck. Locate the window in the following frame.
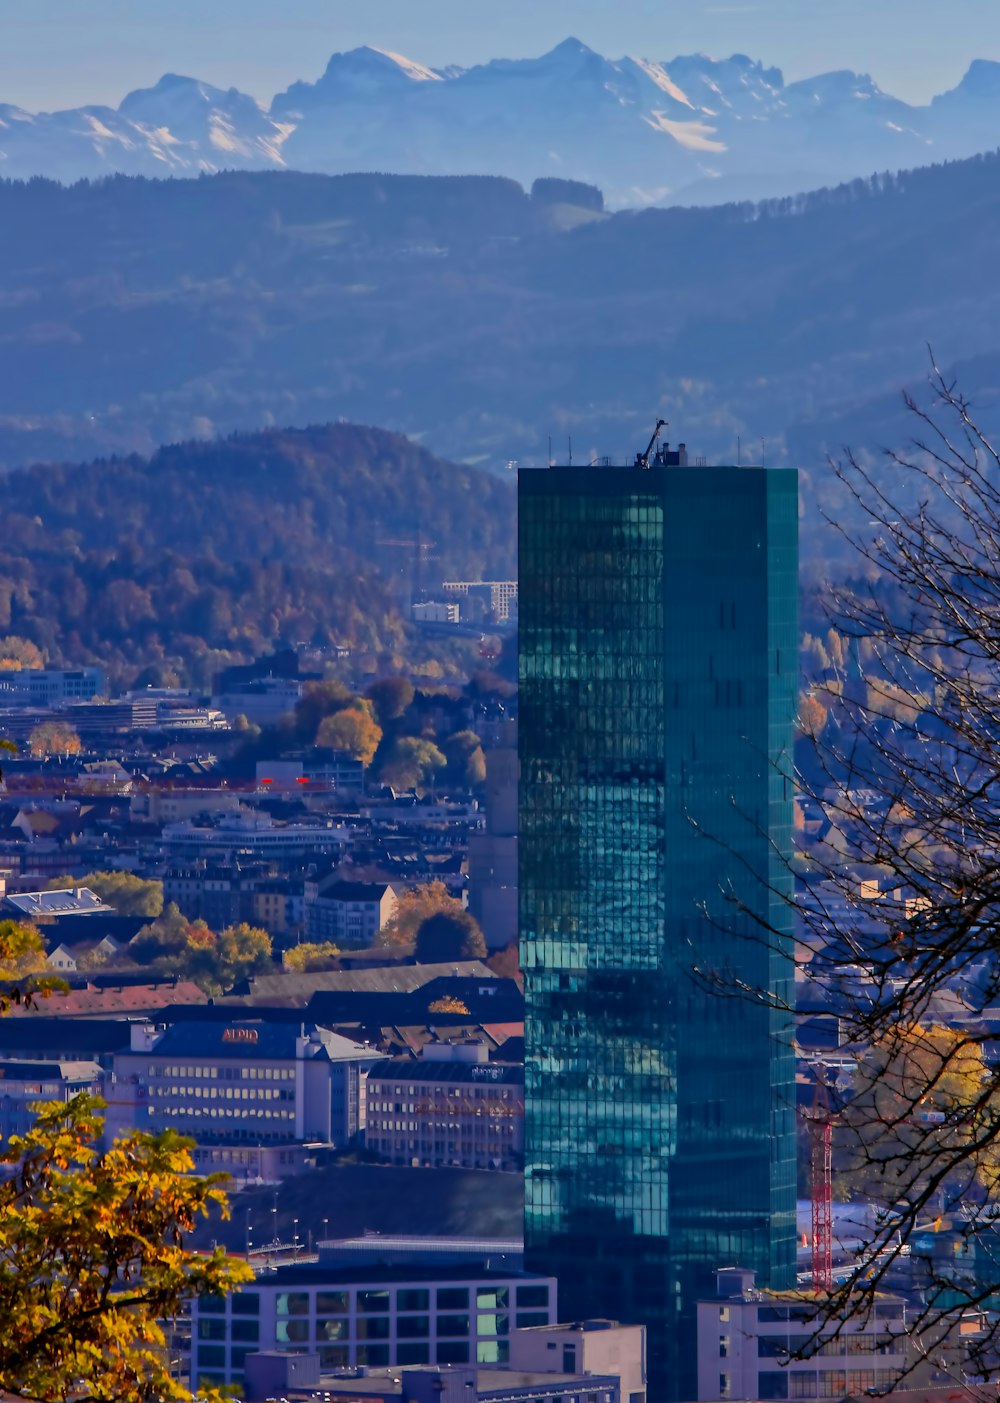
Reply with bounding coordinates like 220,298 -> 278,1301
357,1345 -> 390,1366
477,1340 -> 509,1365
320,1346 -> 350,1369
199,1294 -> 226,1315
231,1320 -> 259,1343
197,1320 -> 226,1341
758,1372 -> 789,1400
477,1288 -> 509,1310
563,1345 -> 577,1373
720,1335 -> 730,1359
437,1342 -> 470,1364
438,1315 -> 470,1337
197,1346 -> 226,1369
358,1290 -> 390,1313
276,1292 -> 309,1316
319,1319 -> 348,1341
398,1343 -> 431,1365
232,1293 -> 259,1316
397,1288 -> 430,1312
317,1291 -> 349,1314
516,1285 -> 549,1308
276,1320 -> 309,1344
397,1316 -> 429,1339
478,1314 -> 509,1338
356,1317 -> 390,1341
517,1312 -> 550,1329
231,1346 -> 257,1371
789,1376 -> 819,1400
438,1287 -> 470,1309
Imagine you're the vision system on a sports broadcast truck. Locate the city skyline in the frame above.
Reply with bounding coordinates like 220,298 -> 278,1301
3,0 -> 1000,111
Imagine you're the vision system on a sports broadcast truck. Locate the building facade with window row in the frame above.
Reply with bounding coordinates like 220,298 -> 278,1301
365,1055 -> 524,1171
191,1265 -> 558,1392
696,1269 -> 908,1401
519,464 -> 799,1401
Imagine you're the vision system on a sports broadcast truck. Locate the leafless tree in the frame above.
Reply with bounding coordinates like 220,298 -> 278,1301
781,358 -> 1000,1384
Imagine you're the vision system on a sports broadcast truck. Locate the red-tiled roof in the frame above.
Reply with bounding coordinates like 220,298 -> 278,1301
10,980 -> 208,1018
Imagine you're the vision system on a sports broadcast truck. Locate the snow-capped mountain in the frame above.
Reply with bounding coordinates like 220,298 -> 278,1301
2,39 -> 999,206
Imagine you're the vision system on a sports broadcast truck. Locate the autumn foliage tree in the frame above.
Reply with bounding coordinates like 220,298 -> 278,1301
0,1095 -> 250,1403
380,881 -> 461,951
283,941 -> 341,972
0,921 -> 248,1402
130,906 -> 272,994
316,703 -> 382,765
28,721 -> 82,757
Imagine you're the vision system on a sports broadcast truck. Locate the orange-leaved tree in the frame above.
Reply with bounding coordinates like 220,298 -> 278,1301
0,919 -> 250,1401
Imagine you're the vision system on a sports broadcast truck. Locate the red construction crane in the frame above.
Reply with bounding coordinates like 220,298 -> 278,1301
805,1068 -> 835,1291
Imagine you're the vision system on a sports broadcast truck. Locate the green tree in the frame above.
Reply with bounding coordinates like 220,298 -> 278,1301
366,675 -> 415,725
316,704 -> 382,765
377,736 -> 446,791
414,909 -> 487,963
0,1094 -> 250,1403
46,871 -> 163,918
442,729 -> 486,787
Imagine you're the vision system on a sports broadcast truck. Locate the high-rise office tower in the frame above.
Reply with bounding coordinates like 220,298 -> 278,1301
519,462 -> 798,1401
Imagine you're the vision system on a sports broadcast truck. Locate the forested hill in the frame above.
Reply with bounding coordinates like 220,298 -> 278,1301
3,158 -> 1000,488
0,423 -> 516,687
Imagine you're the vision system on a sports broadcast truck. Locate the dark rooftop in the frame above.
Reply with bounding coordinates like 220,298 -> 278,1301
369,1059 -> 523,1086
240,1262 -> 548,1287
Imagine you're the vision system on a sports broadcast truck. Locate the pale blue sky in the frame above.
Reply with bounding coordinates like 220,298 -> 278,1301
1,0 -> 996,111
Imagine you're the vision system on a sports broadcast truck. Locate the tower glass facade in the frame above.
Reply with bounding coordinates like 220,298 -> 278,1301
519,466 -> 798,1401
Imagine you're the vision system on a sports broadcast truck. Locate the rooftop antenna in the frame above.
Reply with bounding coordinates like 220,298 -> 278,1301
635,418 -> 668,469
568,436 -> 573,467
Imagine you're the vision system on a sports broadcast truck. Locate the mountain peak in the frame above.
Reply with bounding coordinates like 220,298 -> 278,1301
944,57 -> 1000,100
330,46 -> 442,82
272,44 -> 442,114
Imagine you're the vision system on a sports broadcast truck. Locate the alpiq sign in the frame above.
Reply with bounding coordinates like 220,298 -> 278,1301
222,1027 -> 260,1044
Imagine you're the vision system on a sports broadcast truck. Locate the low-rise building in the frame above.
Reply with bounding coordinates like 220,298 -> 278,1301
0,1059 -> 104,1141
304,879 -> 398,948
696,1269 -> 909,1401
109,1019 -> 385,1165
191,1260 -> 557,1392
441,582 -> 518,624
0,667 -> 105,708
412,602 -> 461,625
3,886 -> 115,923
366,1043 -> 523,1172
161,812 -> 350,863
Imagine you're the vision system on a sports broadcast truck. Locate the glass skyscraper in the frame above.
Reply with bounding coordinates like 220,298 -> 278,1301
519,464 -> 798,1401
